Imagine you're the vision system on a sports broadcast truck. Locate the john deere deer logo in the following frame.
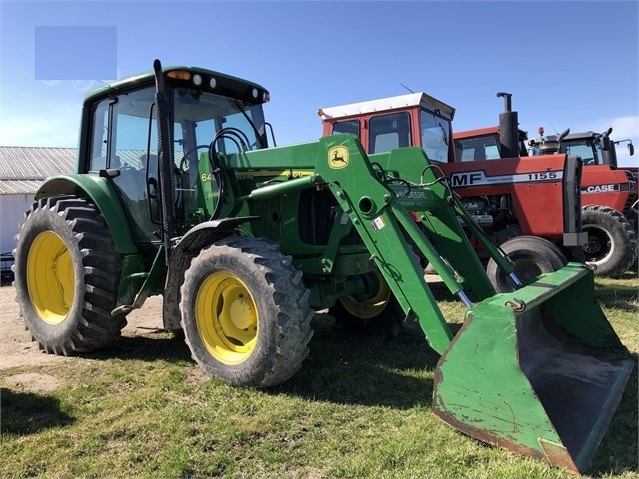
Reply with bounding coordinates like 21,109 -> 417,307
328,146 -> 349,169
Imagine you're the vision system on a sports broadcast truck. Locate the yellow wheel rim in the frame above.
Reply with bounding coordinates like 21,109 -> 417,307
195,272 -> 258,364
339,270 -> 391,319
27,231 -> 75,325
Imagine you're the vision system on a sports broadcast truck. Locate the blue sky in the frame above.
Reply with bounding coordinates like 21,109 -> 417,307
0,0 -> 637,166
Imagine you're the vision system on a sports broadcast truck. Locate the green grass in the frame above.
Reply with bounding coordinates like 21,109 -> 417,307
1,272 -> 637,479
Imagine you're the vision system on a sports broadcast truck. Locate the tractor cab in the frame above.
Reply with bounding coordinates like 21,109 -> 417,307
454,126 -> 529,161
528,127 -> 635,168
74,66 -> 271,250
319,92 -> 455,164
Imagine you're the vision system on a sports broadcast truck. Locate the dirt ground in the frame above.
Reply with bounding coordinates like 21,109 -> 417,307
0,285 -> 165,393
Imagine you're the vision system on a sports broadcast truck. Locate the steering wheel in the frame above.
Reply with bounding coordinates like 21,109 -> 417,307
179,145 -> 209,172
212,127 -> 252,153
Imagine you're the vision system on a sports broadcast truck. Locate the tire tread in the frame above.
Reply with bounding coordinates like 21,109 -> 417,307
13,194 -> 126,354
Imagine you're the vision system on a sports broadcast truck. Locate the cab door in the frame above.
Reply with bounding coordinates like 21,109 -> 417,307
88,86 -> 162,247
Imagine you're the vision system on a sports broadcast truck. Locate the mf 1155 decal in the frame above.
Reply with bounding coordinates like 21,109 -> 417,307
449,170 -> 561,187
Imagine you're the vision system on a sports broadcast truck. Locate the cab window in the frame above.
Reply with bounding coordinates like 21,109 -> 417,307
331,119 -> 360,136
369,113 -> 411,154
561,141 -> 598,165
420,110 -> 451,162
455,135 -> 501,162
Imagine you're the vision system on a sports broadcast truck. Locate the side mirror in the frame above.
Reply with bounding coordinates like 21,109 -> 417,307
628,143 -> 635,156
99,168 -> 120,178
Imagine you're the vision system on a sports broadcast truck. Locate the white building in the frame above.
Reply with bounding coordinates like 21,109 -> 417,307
0,147 -> 76,280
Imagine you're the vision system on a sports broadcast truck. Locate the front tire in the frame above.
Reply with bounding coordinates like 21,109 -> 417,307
581,205 -> 638,278
329,269 -> 405,337
487,235 -> 567,293
179,236 -> 313,387
13,195 -> 126,355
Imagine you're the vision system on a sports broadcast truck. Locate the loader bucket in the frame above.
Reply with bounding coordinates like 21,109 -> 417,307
432,263 -> 634,474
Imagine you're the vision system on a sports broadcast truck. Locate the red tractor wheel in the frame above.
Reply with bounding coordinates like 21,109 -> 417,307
487,235 -> 567,293
581,205 -> 638,278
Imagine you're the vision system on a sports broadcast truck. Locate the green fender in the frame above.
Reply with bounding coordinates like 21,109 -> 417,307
35,174 -> 138,254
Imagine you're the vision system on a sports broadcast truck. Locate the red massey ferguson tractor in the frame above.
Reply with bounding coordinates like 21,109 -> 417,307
454,94 -> 638,277
319,91 -> 590,290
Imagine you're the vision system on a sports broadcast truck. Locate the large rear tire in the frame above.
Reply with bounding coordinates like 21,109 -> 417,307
13,195 -> 126,355
179,236 -> 313,387
487,235 -> 567,293
581,205 -> 638,278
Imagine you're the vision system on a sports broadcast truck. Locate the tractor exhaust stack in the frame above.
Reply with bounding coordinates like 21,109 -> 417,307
497,92 -> 520,158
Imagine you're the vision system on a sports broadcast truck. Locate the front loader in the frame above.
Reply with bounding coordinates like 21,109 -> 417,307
12,60 -> 633,474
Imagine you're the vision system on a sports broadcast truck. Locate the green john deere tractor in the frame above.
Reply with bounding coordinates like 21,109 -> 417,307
12,59 -> 634,474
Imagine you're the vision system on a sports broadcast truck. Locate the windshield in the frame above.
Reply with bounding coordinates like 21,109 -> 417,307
455,135 -> 501,161
173,88 -> 267,155
420,109 -> 451,162
171,88 -> 268,228
560,140 -> 600,165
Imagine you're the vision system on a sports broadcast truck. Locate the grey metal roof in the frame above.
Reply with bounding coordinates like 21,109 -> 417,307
0,179 -> 46,195
0,146 -> 76,195
319,92 -> 456,121
0,147 -> 184,194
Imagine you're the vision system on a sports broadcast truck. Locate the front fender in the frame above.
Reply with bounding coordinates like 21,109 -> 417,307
35,175 -> 137,254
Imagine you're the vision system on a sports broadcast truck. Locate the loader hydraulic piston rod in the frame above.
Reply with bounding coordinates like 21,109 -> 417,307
392,204 -> 475,308
508,272 -> 524,289
393,204 -> 466,296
